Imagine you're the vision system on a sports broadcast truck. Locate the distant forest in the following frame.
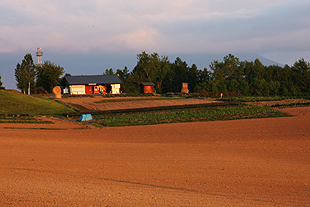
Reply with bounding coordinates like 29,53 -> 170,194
13,52 -> 310,96
109,52 -> 310,96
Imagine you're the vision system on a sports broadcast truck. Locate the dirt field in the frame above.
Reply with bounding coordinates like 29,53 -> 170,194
59,96 -> 219,111
0,99 -> 309,206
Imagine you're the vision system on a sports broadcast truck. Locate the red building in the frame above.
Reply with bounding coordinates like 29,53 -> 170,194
140,82 -> 155,93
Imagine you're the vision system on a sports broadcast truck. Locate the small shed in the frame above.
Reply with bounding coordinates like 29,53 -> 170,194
140,82 -> 155,93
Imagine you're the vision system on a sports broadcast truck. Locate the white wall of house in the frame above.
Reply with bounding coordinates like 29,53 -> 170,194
111,84 -> 120,94
70,85 -> 85,95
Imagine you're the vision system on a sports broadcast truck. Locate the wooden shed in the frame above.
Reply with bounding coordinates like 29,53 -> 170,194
140,82 -> 155,93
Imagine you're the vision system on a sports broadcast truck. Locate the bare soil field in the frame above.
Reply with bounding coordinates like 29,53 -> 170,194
59,96 -> 219,111
0,99 -> 309,206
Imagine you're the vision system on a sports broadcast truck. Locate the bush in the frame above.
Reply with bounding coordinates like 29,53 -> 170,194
35,87 -> 48,94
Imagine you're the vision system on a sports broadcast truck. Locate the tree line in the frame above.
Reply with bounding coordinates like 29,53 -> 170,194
14,53 -> 64,94
114,52 -> 310,96
14,52 -> 310,96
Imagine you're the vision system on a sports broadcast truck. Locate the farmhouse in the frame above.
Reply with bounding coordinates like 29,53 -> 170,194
64,75 -> 122,95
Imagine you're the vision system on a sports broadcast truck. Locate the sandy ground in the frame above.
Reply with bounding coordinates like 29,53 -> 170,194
0,102 -> 310,206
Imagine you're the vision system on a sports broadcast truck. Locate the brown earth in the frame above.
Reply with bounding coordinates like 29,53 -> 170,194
0,98 -> 309,206
59,96 -> 219,111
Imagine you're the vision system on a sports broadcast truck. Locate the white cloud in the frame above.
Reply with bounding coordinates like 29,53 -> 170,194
0,0 -> 309,63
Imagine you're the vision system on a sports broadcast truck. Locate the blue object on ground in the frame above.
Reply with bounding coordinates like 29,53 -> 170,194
79,114 -> 93,121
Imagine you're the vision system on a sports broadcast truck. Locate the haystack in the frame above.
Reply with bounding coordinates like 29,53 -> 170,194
53,86 -> 62,99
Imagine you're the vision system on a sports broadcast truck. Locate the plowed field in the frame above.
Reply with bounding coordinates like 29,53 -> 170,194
0,98 -> 309,206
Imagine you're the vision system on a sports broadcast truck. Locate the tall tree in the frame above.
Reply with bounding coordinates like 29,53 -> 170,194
292,58 -> 310,93
170,57 -> 188,92
116,66 -> 134,93
36,61 -> 64,93
60,73 -> 71,87
15,54 -> 36,94
154,55 -> 170,93
131,52 -> 171,93
0,74 -> 2,87
187,64 -> 199,92
103,68 -> 115,75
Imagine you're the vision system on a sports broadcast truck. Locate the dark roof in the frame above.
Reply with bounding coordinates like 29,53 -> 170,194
65,75 -> 122,85
140,82 -> 155,86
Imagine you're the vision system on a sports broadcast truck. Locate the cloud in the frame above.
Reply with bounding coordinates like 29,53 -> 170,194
0,0 -> 309,59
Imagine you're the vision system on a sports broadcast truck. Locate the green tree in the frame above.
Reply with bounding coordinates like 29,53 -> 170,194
0,75 -> 2,87
36,61 -> 64,93
170,57 -> 188,92
292,58 -> 310,93
187,64 -> 199,92
15,54 -> 36,94
269,80 -> 280,95
154,55 -> 170,93
194,82 -> 210,93
131,52 -> 171,93
131,51 -> 155,83
103,68 -> 115,75
227,79 -> 239,93
238,78 -> 249,95
60,73 -> 71,87
116,66 -> 135,93
198,68 -> 211,84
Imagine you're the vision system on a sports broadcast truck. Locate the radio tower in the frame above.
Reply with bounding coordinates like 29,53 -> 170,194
36,48 -> 43,66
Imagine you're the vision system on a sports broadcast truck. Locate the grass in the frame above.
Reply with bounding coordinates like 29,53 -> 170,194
270,102 -> 310,108
91,104 -> 289,127
223,95 -> 310,103
0,90 -> 76,115
0,120 -> 53,123
222,96 -> 288,102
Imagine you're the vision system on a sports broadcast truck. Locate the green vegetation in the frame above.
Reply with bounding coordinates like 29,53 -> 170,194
88,104 -> 288,127
111,52 -> 310,96
270,102 -> 310,108
0,120 -> 53,124
222,96 -> 288,102
0,90 -> 76,115
13,51 -> 310,96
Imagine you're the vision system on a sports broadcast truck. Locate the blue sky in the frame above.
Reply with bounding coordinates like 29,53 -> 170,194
1,0 -> 310,89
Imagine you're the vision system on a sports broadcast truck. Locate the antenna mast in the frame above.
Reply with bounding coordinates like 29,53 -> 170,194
36,48 -> 43,66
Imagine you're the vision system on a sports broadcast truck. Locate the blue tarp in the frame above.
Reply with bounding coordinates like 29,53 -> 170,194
79,114 -> 93,121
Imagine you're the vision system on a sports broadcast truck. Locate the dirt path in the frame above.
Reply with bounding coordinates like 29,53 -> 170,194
0,107 -> 309,206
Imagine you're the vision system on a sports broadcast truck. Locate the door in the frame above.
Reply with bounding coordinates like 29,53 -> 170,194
85,85 -> 93,94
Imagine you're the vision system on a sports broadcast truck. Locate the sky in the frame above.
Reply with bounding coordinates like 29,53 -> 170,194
1,0 -> 310,89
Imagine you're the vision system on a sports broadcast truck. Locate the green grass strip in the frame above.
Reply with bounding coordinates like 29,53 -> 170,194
224,96 -> 288,102
270,102 -> 310,108
94,105 -> 289,127
0,120 -> 53,124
